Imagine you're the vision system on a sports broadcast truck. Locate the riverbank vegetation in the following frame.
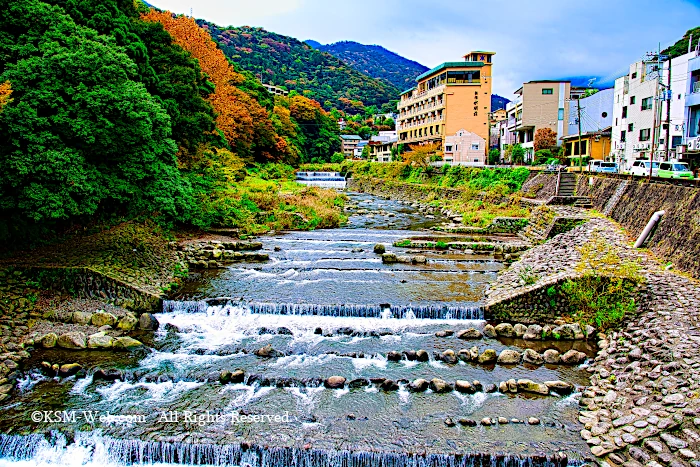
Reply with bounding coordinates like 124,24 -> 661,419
303,161 -> 531,228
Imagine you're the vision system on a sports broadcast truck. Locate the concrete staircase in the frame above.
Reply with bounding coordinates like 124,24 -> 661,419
556,172 -> 577,197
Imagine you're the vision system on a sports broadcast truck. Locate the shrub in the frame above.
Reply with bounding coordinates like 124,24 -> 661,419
562,231 -> 644,331
330,152 -> 345,164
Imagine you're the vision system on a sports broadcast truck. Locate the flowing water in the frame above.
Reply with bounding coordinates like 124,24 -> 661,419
0,187 -> 592,466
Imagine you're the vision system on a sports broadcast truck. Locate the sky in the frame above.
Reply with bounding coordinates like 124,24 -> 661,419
151,0 -> 700,98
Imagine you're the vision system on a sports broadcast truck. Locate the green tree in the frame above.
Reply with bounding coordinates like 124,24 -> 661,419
488,149 -> 500,165
511,144 -> 525,165
0,0 -> 192,241
330,152 -> 345,163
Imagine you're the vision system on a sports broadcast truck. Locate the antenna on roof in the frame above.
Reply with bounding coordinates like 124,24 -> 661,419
190,7 -> 193,17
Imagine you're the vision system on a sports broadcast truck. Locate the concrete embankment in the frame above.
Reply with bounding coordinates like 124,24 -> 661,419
521,172 -> 700,279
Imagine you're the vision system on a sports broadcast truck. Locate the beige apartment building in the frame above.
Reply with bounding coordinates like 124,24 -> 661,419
397,52 -> 495,148
505,81 -> 573,161
443,129 -> 487,165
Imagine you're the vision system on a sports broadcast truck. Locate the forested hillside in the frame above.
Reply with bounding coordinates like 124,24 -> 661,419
314,41 -> 428,90
198,22 -> 400,113
0,0 -> 342,246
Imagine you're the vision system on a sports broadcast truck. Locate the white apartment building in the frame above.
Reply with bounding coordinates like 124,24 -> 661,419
443,129 -> 487,165
611,52 -> 692,170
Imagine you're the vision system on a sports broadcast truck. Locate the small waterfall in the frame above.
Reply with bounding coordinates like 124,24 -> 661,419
295,172 -> 346,188
0,431 -> 575,466
162,300 -> 484,320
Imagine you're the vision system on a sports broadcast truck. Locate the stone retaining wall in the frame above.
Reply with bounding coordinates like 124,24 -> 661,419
348,178 -> 465,201
521,173 -> 558,199
19,266 -> 162,313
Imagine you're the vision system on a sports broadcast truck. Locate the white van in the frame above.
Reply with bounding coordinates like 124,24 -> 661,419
627,160 -> 659,177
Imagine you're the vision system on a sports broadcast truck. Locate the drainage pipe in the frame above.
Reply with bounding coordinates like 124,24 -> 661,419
634,210 -> 665,248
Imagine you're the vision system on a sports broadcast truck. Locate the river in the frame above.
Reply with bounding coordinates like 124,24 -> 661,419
0,187 -> 592,466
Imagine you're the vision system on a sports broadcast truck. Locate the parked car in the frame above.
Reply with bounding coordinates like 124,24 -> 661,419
657,162 -> 694,179
591,161 -> 619,173
627,160 -> 659,177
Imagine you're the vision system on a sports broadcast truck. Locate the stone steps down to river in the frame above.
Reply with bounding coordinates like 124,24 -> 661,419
487,217 -> 648,323
518,205 -> 589,245
178,239 -> 268,269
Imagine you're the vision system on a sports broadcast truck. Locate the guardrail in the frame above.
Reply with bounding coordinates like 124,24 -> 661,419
530,168 -> 700,188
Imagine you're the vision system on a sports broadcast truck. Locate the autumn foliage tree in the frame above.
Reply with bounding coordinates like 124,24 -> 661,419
0,81 -> 11,112
534,127 -> 558,152
141,10 -> 292,163
404,142 -> 442,169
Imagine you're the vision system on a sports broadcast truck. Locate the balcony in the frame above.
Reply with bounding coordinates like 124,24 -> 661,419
693,81 -> 700,94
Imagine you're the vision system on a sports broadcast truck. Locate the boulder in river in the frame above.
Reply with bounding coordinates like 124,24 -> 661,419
408,379 -> 429,392
440,349 -> 457,364
254,344 -> 283,358
429,378 -> 453,393
87,333 -> 114,349
544,380 -> 574,395
57,332 -> 87,350
349,378 -> 370,388
39,333 -> 58,349
497,349 -> 521,365
415,349 -> 429,362
494,323 -> 514,337
58,363 -> 82,378
113,336 -> 144,350
380,379 -> 399,391
456,328 -> 483,340
483,324 -> 497,338
523,349 -> 544,365
91,311 -> 117,327
381,253 -> 398,264
561,349 -> 587,365
543,349 -> 561,364
324,376 -> 346,389
139,313 -> 160,331
117,315 -> 139,331
517,379 -> 550,395
477,349 -> 497,364
455,380 -> 476,394
386,351 -> 402,362
373,244 -> 386,254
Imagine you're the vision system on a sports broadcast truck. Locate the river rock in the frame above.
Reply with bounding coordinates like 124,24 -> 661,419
523,349 -> 544,365
373,244 -> 386,254
561,349 -> 587,365
93,368 -> 122,382
528,417 -> 541,425
39,333 -> 58,349
517,379 -> 549,395
514,323 -> 527,337
412,256 -> 427,264
507,378 -> 518,393
386,351 -> 402,362
57,332 -> 87,349
429,378 -> 453,393
494,323 -> 514,337
382,253 -> 398,263
415,349 -> 429,362
483,324 -> 497,338
219,370 -> 233,384
523,324 -> 543,340
403,350 -> 417,361
349,378 -> 369,388
58,363 -> 83,377
380,379 -> 399,391
544,380 -> 574,395
455,380 -> 476,394
435,330 -> 454,338
72,311 -> 93,325
139,313 -> 160,331
113,337 -> 144,350
478,349 -> 497,364
662,393 -> 685,405
324,376 -> 346,389
456,328 -> 482,339
497,349 -> 521,364
553,324 -> 576,340
408,378 -> 429,392
87,333 -> 114,349
91,311 -> 117,327
254,345 -> 283,358
440,349 -> 457,364
230,369 -> 245,383
117,315 -> 139,331
543,349 -> 561,364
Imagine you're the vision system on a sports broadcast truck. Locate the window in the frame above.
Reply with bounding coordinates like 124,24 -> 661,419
445,145 -> 453,152
558,108 -> 564,120
542,88 -> 553,95
471,142 -> 480,150
672,136 -> 683,148
630,96 -> 636,104
621,130 -> 626,142
474,158 -> 479,162
622,106 -> 628,118
640,128 -> 651,141
660,163 -> 670,171
641,97 -> 653,111
632,72 -> 638,79
628,123 -> 634,132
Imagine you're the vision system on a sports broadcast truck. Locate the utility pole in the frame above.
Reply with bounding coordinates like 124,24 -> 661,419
665,57 -> 672,161
577,99 -> 584,172
648,43 -> 667,181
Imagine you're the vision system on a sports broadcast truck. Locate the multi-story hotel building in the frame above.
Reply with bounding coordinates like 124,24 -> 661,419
397,51 -> 495,147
